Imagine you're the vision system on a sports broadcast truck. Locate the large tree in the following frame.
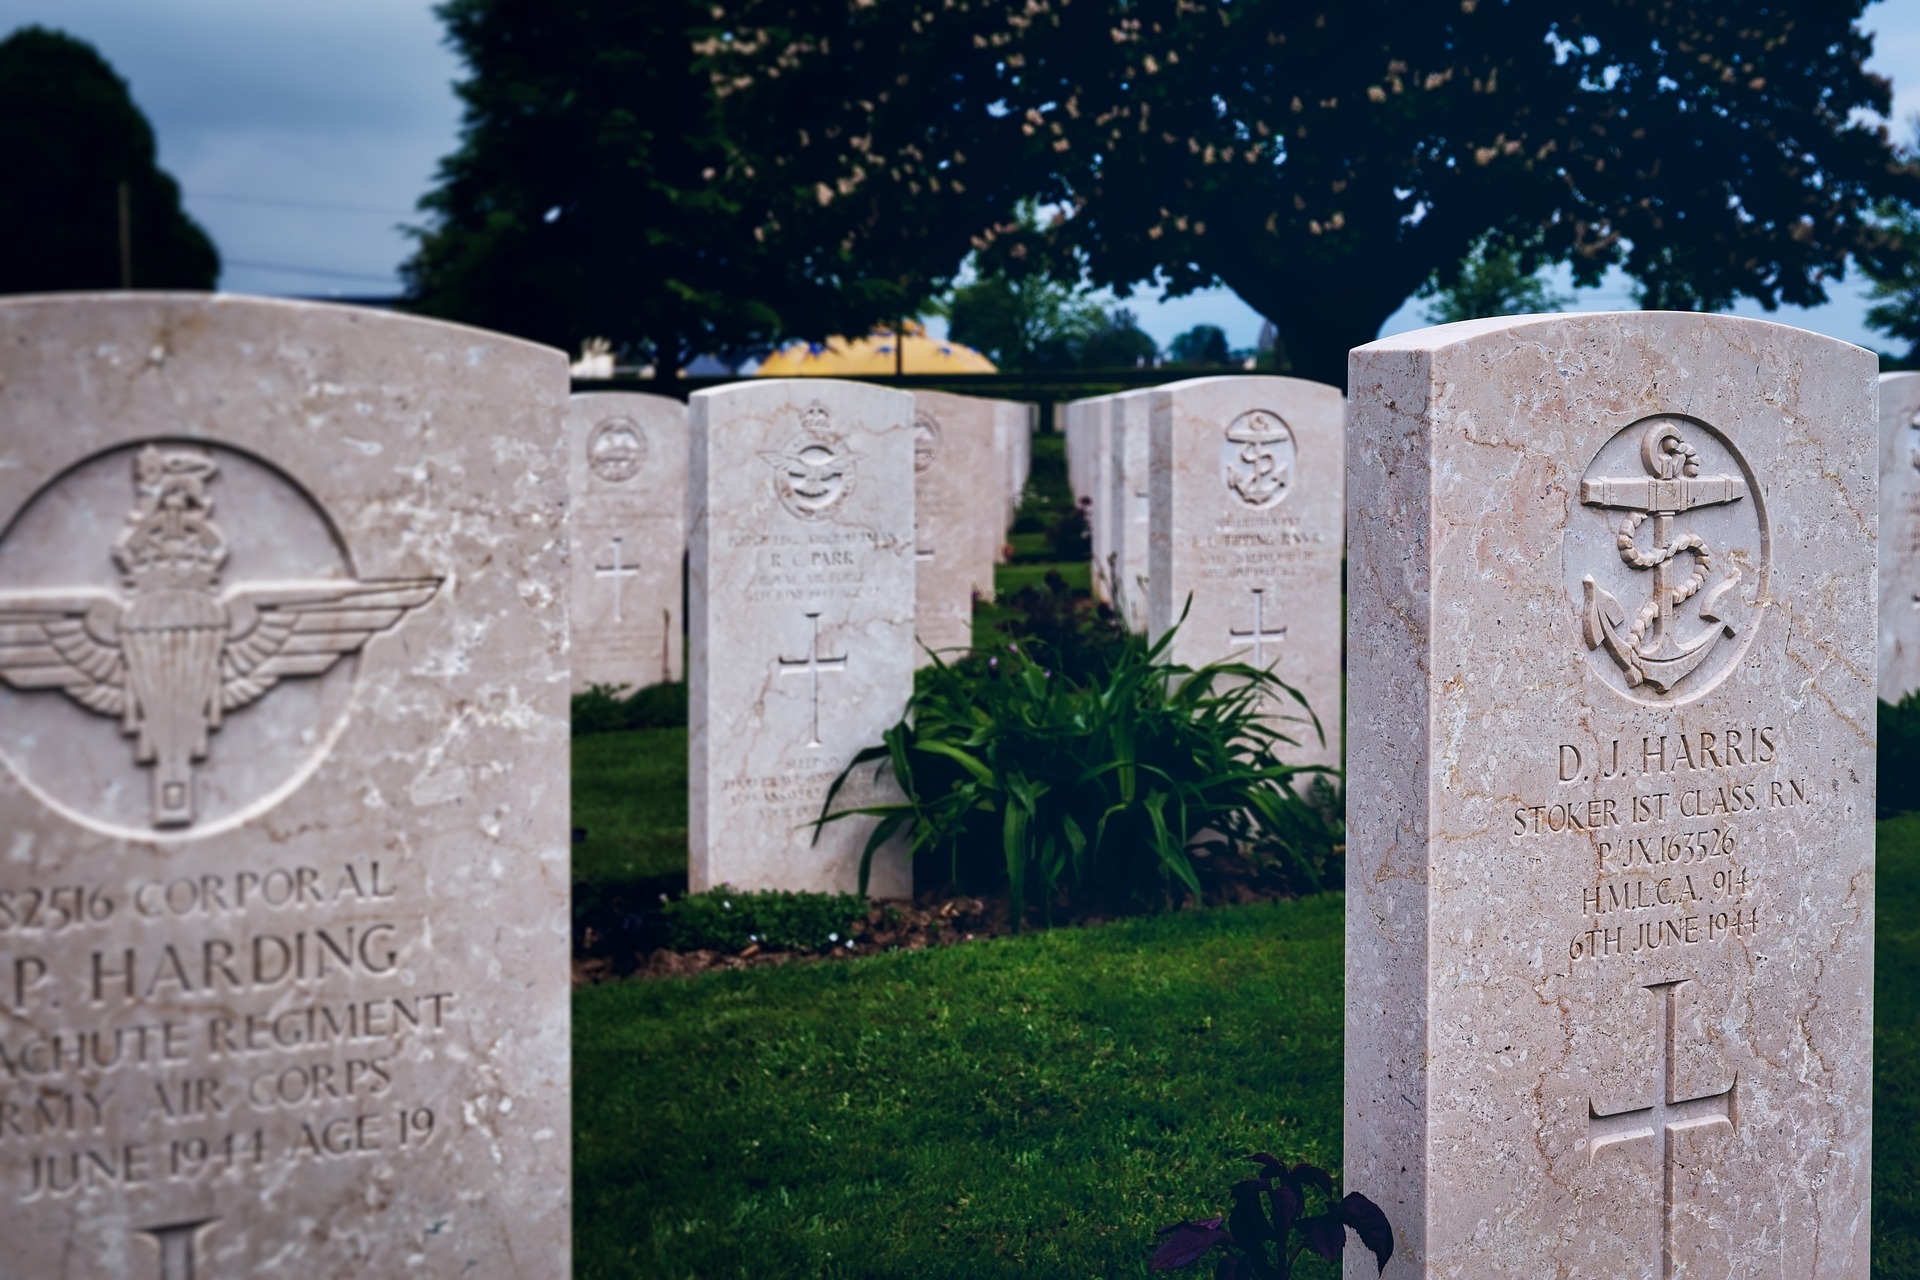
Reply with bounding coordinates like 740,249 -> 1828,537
705,0 -> 1917,384
405,0 -> 938,381
0,27 -> 218,294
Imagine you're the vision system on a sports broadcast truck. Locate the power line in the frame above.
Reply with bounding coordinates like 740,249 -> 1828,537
189,191 -> 413,217
224,258 -> 403,285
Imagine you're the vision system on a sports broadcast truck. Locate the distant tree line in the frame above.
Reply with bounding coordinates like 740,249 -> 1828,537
0,27 -> 218,295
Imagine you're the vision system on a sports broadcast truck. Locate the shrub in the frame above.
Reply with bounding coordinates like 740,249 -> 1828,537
820,608 -> 1333,926
572,680 -> 688,735
657,886 -> 868,953
1884,692 -> 1920,818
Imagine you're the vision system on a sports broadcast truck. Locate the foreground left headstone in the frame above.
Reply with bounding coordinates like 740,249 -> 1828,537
0,295 -> 572,1276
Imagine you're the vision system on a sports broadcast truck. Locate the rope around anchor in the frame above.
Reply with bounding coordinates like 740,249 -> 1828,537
1615,512 -> 1714,654
1611,436 -> 1734,655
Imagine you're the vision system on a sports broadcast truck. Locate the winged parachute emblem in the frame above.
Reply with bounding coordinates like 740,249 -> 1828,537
0,445 -> 440,828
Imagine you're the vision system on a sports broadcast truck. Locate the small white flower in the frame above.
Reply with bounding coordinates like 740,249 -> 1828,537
658,892 -> 669,903
722,900 -> 731,910
828,932 -> 840,942
845,939 -> 855,949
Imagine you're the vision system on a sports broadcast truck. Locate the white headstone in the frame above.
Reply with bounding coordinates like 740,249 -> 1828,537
1106,389 -> 1153,630
1147,376 -> 1344,774
1346,312 -> 1875,1277
913,391 -> 999,663
568,391 -> 687,691
1085,396 -> 1116,602
688,379 -> 915,897
0,294 -> 572,1275
1881,371 -> 1920,704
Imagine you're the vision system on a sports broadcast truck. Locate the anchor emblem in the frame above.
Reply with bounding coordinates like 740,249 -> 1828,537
1222,410 -> 1294,509
1580,420 -> 1748,694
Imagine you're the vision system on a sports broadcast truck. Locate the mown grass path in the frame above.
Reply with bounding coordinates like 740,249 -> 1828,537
574,820 -> 1920,1277
1877,813 -> 1920,1276
576,896 -> 1346,1280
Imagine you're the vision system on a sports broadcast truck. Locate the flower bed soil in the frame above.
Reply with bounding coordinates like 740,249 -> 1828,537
572,846 -> 1318,985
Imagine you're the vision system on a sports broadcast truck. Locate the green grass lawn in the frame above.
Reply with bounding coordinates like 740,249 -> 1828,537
1878,812 -> 1920,1276
572,726 -> 687,885
575,895 -> 1346,1280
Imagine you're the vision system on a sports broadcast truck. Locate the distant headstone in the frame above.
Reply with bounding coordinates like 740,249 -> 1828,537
913,391 -> 999,662
990,400 -> 1022,544
1147,376 -> 1343,773
0,295 -> 572,1274
688,379 -> 915,897
568,391 -> 687,692
1084,396 -> 1116,602
1106,389 -> 1153,630
1882,371 -> 1920,704
1346,313 -> 1874,1277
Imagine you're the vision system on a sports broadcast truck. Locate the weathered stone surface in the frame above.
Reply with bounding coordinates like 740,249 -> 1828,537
1147,375 -> 1344,774
1106,389 -> 1153,631
912,391 -> 999,663
1084,396 -> 1116,603
688,378 -> 914,897
991,400 -> 1031,562
568,391 -> 687,692
1881,372 -> 1920,703
0,294 -> 572,1277
1345,312 -> 1875,1278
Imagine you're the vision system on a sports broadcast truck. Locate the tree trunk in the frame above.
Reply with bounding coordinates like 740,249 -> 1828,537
651,334 -> 685,393
1228,271 -> 1414,392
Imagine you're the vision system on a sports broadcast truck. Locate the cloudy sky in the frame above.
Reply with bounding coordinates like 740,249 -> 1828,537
3,0 -> 1918,352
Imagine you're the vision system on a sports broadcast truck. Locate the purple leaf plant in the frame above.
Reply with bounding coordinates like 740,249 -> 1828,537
1150,1156 -> 1393,1279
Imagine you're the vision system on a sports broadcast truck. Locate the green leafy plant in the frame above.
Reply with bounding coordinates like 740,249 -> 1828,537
657,886 -> 867,954
572,680 -> 688,736
818,607 -> 1331,926
1151,1156 -> 1393,1278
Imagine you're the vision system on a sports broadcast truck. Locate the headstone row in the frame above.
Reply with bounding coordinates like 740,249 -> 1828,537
1062,379 -> 1347,775
0,296 -> 1893,1279
571,387 -> 1033,700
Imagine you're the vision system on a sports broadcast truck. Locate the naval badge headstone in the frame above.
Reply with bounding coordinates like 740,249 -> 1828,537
1881,372 -> 1920,703
0,295 -> 572,1276
1146,376 -> 1344,777
1345,312 -> 1873,1277
568,391 -> 688,692
688,379 -> 915,896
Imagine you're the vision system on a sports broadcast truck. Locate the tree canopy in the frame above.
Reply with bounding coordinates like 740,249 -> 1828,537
705,0 -> 1917,384
405,0 -> 938,380
0,26 -> 218,294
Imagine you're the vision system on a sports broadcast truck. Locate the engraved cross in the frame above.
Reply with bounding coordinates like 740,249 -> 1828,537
137,1216 -> 217,1280
777,610 -> 848,748
1586,979 -> 1736,1280
594,535 -> 641,622
1228,587 -> 1287,670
